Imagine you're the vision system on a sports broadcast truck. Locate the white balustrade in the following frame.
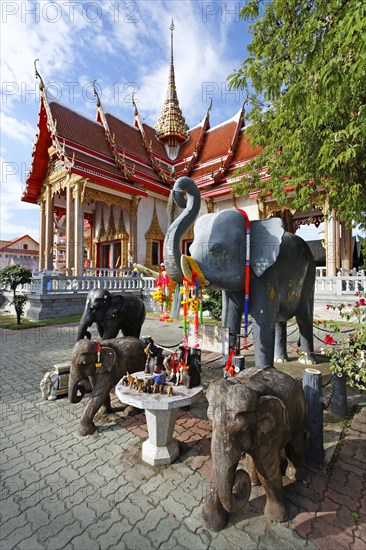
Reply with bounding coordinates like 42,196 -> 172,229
20,275 -> 156,295
315,275 -> 365,296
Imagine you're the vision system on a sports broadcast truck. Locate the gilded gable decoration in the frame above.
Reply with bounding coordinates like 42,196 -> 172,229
95,209 -> 106,243
106,208 -> 116,240
116,210 -> 129,239
145,201 -> 165,240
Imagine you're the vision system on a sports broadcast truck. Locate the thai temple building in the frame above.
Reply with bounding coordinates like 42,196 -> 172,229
22,22 -> 353,277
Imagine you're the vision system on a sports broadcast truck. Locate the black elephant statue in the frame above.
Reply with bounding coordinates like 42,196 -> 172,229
201,367 -> 307,531
76,289 -> 146,341
69,336 -> 146,436
163,176 -> 316,367
181,347 -> 201,388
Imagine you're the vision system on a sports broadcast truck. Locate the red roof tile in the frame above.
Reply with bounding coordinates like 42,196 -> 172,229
49,102 -> 113,158
198,120 -> 237,163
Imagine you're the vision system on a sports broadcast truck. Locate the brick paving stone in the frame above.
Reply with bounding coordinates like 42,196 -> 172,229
147,516 -> 181,548
0,522 -> 36,549
17,535 -> 46,550
118,526 -> 154,550
69,533 -> 100,549
134,505 -> 168,537
1,321 -> 365,550
323,487 -> 356,509
44,520 -> 83,550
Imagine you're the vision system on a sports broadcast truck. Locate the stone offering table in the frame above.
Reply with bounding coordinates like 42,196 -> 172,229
115,372 -> 203,466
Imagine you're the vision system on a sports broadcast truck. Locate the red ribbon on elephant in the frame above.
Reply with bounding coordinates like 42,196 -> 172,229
94,341 -> 103,368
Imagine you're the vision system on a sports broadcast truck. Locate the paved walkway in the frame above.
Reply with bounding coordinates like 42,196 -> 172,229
0,318 -> 365,549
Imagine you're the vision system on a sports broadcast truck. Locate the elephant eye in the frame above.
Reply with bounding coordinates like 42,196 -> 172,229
209,243 -> 222,254
232,413 -> 248,432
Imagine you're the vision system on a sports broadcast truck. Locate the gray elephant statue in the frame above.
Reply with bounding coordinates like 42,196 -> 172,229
163,176 -> 316,367
69,336 -> 146,436
76,289 -> 146,341
201,367 -> 307,531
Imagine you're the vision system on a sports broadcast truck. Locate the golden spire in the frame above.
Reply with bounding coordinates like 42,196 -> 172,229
155,20 -> 188,160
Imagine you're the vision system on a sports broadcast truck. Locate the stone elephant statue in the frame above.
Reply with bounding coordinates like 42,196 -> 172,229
76,289 -> 146,341
163,176 -> 316,367
69,337 -> 146,436
201,367 -> 307,531
40,370 -> 59,400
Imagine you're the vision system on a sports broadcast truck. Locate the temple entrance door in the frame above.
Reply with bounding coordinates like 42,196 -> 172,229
100,244 -> 110,267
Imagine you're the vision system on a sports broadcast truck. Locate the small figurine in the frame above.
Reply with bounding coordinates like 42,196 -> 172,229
167,386 -> 174,397
127,374 -> 136,388
144,337 -> 164,374
135,379 -> 144,393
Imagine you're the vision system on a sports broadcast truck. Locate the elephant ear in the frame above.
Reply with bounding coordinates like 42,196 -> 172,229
105,296 -> 125,320
99,346 -> 117,372
254,395 -> 290,448
250,218 -> 285,277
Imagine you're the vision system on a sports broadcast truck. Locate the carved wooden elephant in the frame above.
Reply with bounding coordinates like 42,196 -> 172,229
69,337 -> 146,436
201,367 -> 307,531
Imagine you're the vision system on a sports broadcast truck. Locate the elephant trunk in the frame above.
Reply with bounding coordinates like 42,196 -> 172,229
212,433 -> 251,513
76,310 -> 92,341
163,177 -> 201,283
68,374 -> 86,404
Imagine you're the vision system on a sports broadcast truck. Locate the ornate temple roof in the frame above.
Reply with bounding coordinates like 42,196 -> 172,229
22,35 -> 261,205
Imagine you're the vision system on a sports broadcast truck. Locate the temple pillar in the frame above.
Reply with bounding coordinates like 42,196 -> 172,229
326,208 -> 337,276
38,200 -> 45,271
341,224 -> 353,271
73,182 -> 84,276
65,183 -> 74,275
335,217 -> 341,271
44,184 -> 54,271
129,197 -> 140,266
110,243 -> 115,269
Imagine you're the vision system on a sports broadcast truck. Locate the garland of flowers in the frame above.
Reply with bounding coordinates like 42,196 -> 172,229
152,263 -> 174,322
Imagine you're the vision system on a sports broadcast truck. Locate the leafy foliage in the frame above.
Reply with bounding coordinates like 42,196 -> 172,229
202,290 -> 223,321
228,0 -> 366,228
0,264 -> 32,324
321,296 -> 366,390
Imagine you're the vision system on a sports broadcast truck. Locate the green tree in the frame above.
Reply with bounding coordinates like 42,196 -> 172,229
0,264 -> 32,324
229,0 -> 366,229
203,290 -> 223,321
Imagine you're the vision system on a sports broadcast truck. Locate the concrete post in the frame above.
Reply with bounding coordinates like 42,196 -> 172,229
303,368 -> 325,469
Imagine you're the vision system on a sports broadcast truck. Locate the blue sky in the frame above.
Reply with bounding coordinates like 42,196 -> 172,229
1,0 -> 345,244
1,0 -> 253,242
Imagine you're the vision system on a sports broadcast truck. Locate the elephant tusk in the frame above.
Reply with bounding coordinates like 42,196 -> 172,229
181,255 -> 209,286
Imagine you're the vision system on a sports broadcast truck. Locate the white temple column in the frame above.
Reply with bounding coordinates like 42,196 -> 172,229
65,183 -> 73,275
38,200 -> 45,271
110,243 -> 115,269
44,184 -> 54,271
73,182 -> 84,276
326,208 -> 337,276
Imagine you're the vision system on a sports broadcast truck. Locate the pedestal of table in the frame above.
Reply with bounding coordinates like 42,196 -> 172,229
142,408 -> 179,465
115,372 -> 203,466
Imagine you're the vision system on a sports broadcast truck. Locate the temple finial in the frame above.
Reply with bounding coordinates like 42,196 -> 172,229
93,80 -> 101,108
34,59 -> 44,91
207,97 -> 213,118
132,91 -> 138,115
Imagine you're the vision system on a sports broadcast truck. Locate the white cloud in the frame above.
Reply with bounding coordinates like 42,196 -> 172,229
0,156 -> 39,240
1,113 -> 35,145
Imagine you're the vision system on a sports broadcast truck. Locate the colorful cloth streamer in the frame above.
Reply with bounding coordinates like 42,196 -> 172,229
237,209 -> 251,350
